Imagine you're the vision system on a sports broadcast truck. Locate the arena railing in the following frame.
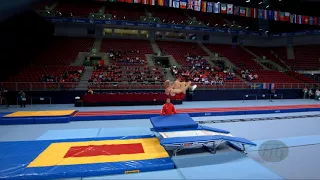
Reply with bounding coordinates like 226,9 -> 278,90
0,82 -> 319,91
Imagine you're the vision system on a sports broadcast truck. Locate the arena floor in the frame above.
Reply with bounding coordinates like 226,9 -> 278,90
0,99 -> 320,179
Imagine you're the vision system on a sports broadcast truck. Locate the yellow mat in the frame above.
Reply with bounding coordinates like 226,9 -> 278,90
5,110 -> 76,117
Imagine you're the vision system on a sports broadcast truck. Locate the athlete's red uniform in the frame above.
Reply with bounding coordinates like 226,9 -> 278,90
166,89 -> 185,100
160,102 -> 177,116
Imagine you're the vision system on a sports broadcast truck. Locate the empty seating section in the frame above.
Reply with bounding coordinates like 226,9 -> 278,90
5,66 -> 84,90
250,70 -> 303,88
292,45 -> 320,70
55,3 -> 100,17
156,41 -> 208,66
287,71 -> 318,84
83,92 -> 167,103
206,44 -> 262,70
34,37 -> 94,65
246,46 -> 287,68
105,4 -> 146,21
148,7 -> 189,24
269,47 -> 288,65
101,39 -> 153,65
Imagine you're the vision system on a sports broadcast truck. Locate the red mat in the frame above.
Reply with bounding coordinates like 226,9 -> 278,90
75,104 -> 320,116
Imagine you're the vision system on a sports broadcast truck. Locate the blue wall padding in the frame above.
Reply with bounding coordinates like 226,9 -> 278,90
0,135 -> 174,180
0,116 -> 71,125
73,107 -> 320,121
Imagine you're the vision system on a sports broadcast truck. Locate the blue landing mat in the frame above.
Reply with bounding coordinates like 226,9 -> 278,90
248,135 -> 320,151
0,135 -> 174,180
83,169 -> 183,180
172,152 -> 283,179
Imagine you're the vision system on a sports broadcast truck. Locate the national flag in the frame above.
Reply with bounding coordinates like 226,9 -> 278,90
268,10 -> 274,20
126,0 -> 133,3
313,17 -> 318,26
187,0 -> 193,9
220,3 -> 227,14
201,1 -> 206,12
274,11 -> 279,21
303,15 -> 309,24
318,17 -> 320,26
258,9 -> 263,19
213,3 -> 220,13
142,0 -> 149,4
284,12 -> 290,21
263,83 -> 275,90
207,2 -> 213,13
251,8 -> 257,18
279,12 -> 285,21
173,0 -> 179,8
263,10 -> 268,19
135,0 -> 142,3
193,0 -> 201,11
297,15 -> 302,24
290,14 -> 296,23
227,4 -> 233,14
240,7 -> 246,17
246,7 -> 251,17
309,16 -> 314,25
179,0 -> 187,9
234,6 -> 239,15
118,0 -> 125,2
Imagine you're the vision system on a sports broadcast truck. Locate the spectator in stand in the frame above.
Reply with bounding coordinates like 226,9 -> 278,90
160,98 -> 177,116
87,88 -> 94,94
315,89 -> 320,100
308,89 -> 314,99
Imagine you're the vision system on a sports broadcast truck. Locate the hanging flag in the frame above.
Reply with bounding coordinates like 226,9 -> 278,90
263,10 -> 268,19
134,0 -> 141,3
284,12 -> 290,21
303,15 -> 309,24
220,3 -> 227,14
267,10 -> 274,20
142,0 -> 149,4
251,8 -> 257,18
201,1 -> 206,12
207,2 -> 213,12
213,3 -> 220,13
313,16 -> 318,26
240,7 -> 246,17
233,6 -> 239,15
309,16 -> 314,25
297,15 -> 302,24
193,0 -> 201,11
279,12 -> 285,21
187,0 -> 193,10
118,0 -> 125,2
258,9 -> 263,19
246,7 -> 251,17
227,4 -> 233,14
126,0 -> 133,3
274,11 -> 279,21
179,0 -> 187,9
290,14 -> 296,23
173,0 -> 179,8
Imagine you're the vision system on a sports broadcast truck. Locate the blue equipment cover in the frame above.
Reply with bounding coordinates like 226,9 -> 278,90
150,114 -> 198,131
160,135 -> 257,146
0,135 -> 174,180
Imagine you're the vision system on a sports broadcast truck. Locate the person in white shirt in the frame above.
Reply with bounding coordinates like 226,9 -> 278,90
315,89 -> 320,100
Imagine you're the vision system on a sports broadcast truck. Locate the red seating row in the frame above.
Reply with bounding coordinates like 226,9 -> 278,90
250,70 -> 301,83
82,93 -> 167,103
287,71 -> 318,84
246,46 -> 287,68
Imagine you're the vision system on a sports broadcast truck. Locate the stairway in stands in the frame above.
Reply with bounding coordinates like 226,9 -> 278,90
75,66 -> 94,90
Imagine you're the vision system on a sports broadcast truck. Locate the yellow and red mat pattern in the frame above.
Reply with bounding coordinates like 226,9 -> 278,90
0,136 -> 174,179
4,110 -> 76,117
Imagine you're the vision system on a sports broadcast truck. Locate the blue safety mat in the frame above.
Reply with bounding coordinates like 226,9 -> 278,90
160,135 -> 256,146
150,114 -> 198,131
172,152 -> 283,179
0,135 -> 174,180
0,116 -> 71,125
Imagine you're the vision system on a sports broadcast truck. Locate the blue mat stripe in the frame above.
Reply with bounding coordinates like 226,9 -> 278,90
0,135 -> 174,180
72,107 -> 320,121
247,135 -> 320,151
